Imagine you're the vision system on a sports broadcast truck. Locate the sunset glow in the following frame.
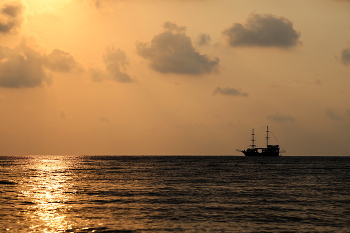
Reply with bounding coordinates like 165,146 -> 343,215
0,0 -> 350,155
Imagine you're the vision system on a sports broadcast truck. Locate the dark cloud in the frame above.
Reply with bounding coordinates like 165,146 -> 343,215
267,113 -> 295,123
90,46 -> 132,83
196,33 -> 211,46
99,117 -> 111,123
89,68 -> 106,82
0,39 -> 50,88
340,48 -> 350,66
84,0 -> 118,9
0,1 -> 24,34
46,49 -> 83,73
326,108 -> 344,121
294,78 -> 323,86
163,21 -> 186,33
313,79 -> 322,85
346,109 -> 350,116
223,13 -> 300,48
0,36 -> 82,88
103,46 -> 132,83
136,22 -> 219,75
213,87 -> 248,97
60,111 -> 66,119
92,0 -> 104,8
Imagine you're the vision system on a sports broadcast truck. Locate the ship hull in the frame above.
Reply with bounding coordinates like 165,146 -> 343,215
242,151 -> 280,157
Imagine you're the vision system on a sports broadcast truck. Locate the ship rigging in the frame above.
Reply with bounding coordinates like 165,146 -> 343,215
237,126 -> 285,157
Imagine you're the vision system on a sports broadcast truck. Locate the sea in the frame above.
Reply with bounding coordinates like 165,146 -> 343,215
0,155 -> 349,233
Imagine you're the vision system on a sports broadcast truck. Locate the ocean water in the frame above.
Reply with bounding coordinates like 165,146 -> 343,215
1,156 -> 350,232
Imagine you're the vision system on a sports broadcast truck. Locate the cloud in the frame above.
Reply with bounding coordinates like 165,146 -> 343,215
89,46 -> 132,83
103,46 -> 132,83
313,79 -> 322,85
213,87 -> 248,97
340,48 -> 350,66
267,113 -> 295,122
163,21 -> 186,33
0,37 -> 50,88
222,13 -> 300,48
99,117 -> 111,123
46,49 -> 83,73
91,0 -> 105,8
81,0 -> 119,10
60,111 -> 66,119
0,1 -> 24,35
0,35 -> 82,88
326,108 -> 344,121
196,33 -> 211,46
87,0 -> 113,8
136,22 -> 219,75
294,78 -> 323,86
89,67 -> 106,82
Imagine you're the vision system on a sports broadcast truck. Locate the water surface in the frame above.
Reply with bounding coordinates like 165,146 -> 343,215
1,156 -> 349,232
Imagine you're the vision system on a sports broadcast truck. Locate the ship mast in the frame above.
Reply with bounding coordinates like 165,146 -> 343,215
250,129 -> 255,149
266,126 -> 269,147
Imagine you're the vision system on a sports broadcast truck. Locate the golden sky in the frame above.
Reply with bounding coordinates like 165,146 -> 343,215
0,0 -> 350,155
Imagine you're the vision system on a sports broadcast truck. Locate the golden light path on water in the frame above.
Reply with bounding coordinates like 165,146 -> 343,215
20,156 -> 72,232
20,156 -> 86,232
13,155 -> 146,232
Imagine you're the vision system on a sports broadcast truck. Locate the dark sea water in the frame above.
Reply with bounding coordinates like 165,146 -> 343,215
1,156 -> 350,232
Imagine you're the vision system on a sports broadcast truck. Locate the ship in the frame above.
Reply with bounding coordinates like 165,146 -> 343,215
236,126 -> 285,157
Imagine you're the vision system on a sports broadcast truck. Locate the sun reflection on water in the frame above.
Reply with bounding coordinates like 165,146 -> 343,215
22,156 -> 75,232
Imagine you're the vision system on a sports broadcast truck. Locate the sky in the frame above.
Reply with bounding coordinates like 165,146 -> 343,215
0,0 -> 350,156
